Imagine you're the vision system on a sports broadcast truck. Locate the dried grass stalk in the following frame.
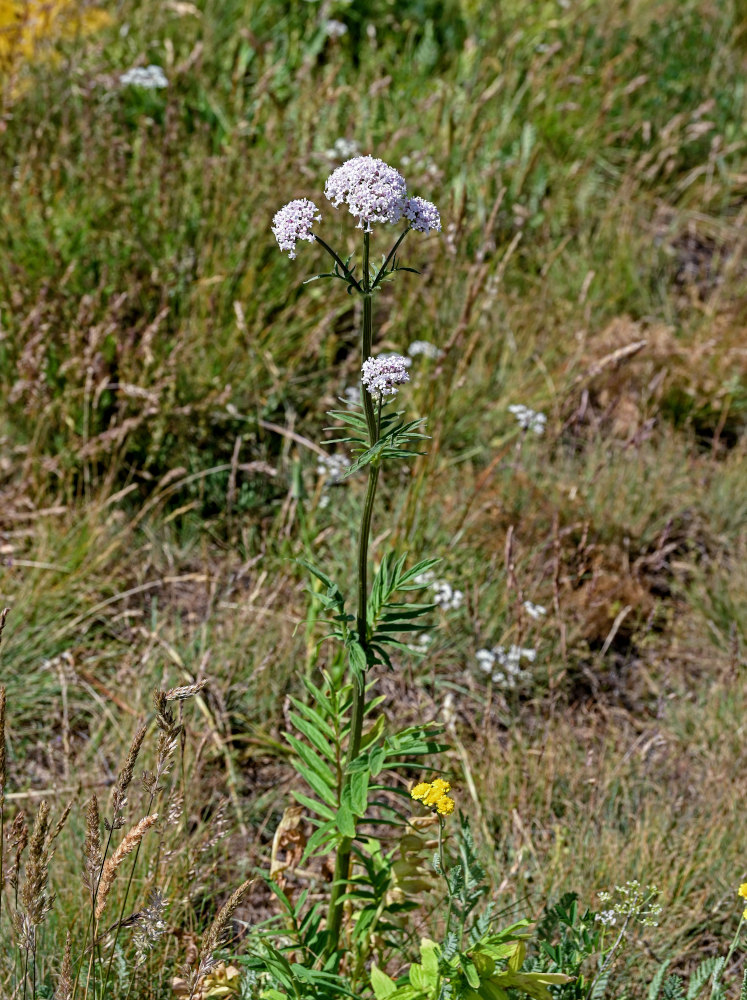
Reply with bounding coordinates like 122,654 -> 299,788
95,813 -> 158,920
110,720 -> 147,829
57,930 -> 73,1000
49,801 -> 73,846
83,793 -> 102,895
0,684 -> 6,806
20,799 -> 52,926
199,878 -> 253,965
187,879 -> 253,1000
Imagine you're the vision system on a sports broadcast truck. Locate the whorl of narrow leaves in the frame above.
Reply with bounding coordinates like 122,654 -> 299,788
95,813 -> 158,920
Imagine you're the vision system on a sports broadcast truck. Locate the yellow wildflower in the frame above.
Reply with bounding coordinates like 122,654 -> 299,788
436,796 -> 455,816
738,883 -> 747,900
410,782 -> 431,802
410,779 -> 455,817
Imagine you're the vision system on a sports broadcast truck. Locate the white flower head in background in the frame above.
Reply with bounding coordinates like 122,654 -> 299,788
323,19 -> 348,38
475,644 -> 537,688
523,600 -> 547,620
408,340 -> 442,360
316,452 -> 348,484
414,571 -> 464,612
120,64 -> 168,90
327,137 -> 360,161
509,404 -> 547,435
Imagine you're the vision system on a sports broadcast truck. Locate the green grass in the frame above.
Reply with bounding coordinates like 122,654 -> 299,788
1,0 -> 746,995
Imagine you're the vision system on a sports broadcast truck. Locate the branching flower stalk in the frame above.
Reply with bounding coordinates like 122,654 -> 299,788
273,155 -> 440,960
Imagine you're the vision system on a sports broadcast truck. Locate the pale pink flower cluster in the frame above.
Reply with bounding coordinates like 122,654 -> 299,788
404,195 -> 441,233
271,198 -> 321,259
273,154 -> 441,255
325,155 -> 408,230
361,354 -> 410,398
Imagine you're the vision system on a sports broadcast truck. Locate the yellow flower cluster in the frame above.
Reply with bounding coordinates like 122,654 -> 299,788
411,778 -> 455,816
738,882 -> 747,919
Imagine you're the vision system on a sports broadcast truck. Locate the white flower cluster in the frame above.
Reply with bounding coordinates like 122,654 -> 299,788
274,153 -> 440,254
325,155 -> 408,230
326,137 -> 360,161
407,632 -> 433,654
523,600 -> 547,620
323,19 -> 348,37
316,452 -> 348,483
404,196 -> 442,234
509,404 -> 547,435
120,64 -> 168,90
476,644 -> 536,688
271,199 -> 321,259
596,881 -> 662,929
324,155 -> 441,233
361,354 -> 410,399
414,571 -> 464,612
408,340 -> 442,360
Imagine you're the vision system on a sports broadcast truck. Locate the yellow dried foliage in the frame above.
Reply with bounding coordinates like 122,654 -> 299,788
0,0 -> 110,82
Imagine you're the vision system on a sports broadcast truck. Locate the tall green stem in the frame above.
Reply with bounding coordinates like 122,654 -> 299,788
325,232 -> 379,960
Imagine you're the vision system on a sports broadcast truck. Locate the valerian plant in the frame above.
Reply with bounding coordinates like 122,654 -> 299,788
241,155 -> 574,1000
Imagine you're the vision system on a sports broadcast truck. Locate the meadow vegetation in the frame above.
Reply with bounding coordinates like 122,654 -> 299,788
0,0 -> 746,997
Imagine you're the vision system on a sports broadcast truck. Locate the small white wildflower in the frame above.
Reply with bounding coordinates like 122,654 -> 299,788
361,354 -> 410,399
432,581 -> 464,612
405,196 -> 441,234
327,137 -> 360,161
596,881 -> 662,929
523,600 -> 547,620
476,644 -> 535,687
476,649 -> 495,673
407,632 -> 433,654
408,340 -> 442,360
272,199 -> 321,259
597,910 -> 617,927
508,404 -> 547,435
323,19 -> 348,38
414,570 -> 436,587
316,452 -> 348,483
325,155 -> 408,231
120,64 -> 168,90
442,691 -> 456,727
